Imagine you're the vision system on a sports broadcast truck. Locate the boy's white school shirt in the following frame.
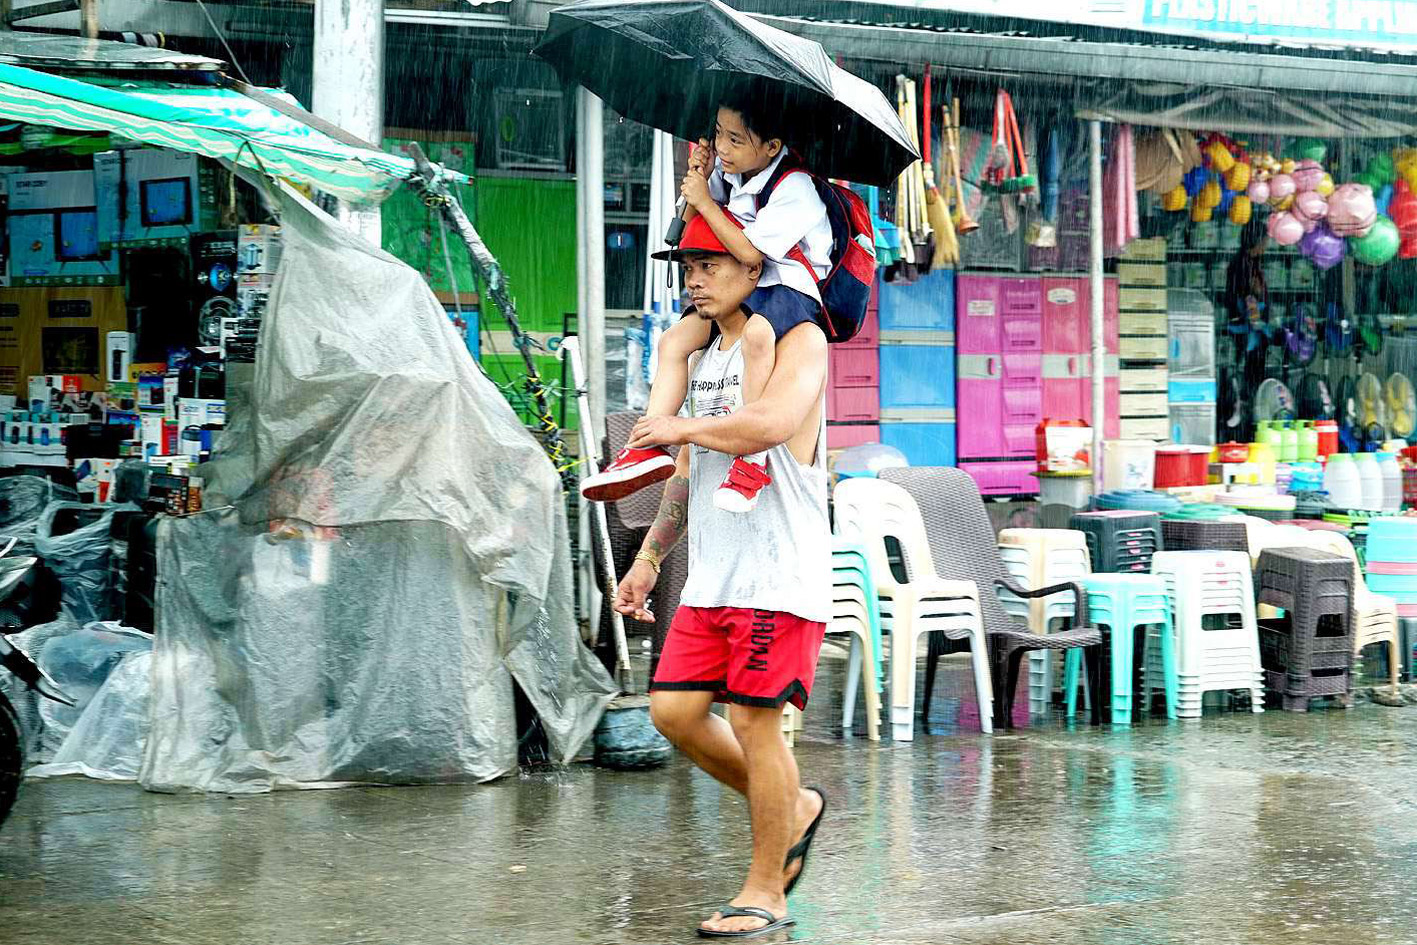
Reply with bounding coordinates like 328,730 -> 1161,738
708,151 -> 832,304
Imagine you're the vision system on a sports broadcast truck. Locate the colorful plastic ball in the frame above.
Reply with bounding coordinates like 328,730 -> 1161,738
1267,211 -> 1305,246
1247,179 -> 1271,204
1352,215 -> 1400,266
1269,173 -> 1297,202
1367,152 -> 1397,186
1300,223 -> 1345,270
1292,160 -> 1325,193
1293,138 -> 1327,163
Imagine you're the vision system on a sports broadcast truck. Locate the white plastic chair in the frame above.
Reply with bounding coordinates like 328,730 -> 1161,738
834,478 -> 994,740
1151,550 -> 1265,718
997,529 -> 1093,715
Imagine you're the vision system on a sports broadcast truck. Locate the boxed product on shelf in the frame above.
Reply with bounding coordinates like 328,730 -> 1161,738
93,147 -> 219,248
7,170 -> 120,286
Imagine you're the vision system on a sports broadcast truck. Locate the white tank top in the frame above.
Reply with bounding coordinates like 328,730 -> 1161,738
678,335 -> 830,623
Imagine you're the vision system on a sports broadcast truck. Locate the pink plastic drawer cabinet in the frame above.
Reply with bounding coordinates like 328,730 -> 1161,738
876,268 -> 955,333
955,274 -> 1042,355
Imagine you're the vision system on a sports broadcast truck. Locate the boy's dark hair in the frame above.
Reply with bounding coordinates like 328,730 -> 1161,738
718,85 -> 785,147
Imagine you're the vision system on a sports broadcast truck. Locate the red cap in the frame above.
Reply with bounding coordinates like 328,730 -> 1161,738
652,210 -> 744,261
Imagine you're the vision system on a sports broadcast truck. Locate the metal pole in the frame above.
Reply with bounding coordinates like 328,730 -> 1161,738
79,0 -> 97,37
312,0 -> 384,242
1089,119 -> 1106,495
580,88 -> 607,443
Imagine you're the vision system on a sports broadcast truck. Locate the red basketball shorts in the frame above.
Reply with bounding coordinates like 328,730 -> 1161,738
650,605 -> 827,710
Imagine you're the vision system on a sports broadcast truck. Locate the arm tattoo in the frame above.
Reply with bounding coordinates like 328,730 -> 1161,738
644,474 -> 690,559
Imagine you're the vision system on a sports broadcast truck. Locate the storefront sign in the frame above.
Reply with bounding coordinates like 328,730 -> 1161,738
1142,0 -> 1417,50
856,0 -> 1417,51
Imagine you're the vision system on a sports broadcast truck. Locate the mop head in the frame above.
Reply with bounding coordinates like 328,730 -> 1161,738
593,694 -> 671,770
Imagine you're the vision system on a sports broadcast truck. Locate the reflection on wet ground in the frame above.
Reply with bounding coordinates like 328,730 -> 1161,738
3,656 -> 1416,944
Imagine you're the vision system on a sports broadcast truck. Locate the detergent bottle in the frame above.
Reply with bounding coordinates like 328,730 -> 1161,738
1279,420 -> 1299,463
1378,452 -> 1403,511
1323,453 -> 1363,509
1296,420 -> 1319,462
1356,452 -> 1384,511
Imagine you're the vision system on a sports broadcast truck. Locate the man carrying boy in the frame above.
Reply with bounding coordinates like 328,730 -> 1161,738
614,212 -> 830,939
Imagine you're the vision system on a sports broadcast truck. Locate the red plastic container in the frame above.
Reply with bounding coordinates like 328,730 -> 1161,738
1154,445 -> 1207,488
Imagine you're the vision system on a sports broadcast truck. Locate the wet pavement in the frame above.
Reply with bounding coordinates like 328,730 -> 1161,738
4,657 -> 1417,945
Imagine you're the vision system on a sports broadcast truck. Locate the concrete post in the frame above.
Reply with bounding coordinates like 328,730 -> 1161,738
312,0 -> 384,241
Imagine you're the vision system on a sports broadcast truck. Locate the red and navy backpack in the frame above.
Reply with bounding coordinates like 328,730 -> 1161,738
754,158 -> 877,344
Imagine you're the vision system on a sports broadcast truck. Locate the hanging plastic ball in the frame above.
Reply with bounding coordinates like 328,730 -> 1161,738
1292,190 -> 1329,230
1247,179 -> 1271,204
1269,173 -> 1297,202
1377,184 -> 1394,217
1293,138 -> 1328,163
1300,223 -> 1345,270
1268,210 -> 1305,246
1328,183 -> 1378,237
1229,195 -> 1253,226
1367,152 -> 1397,186
1292,160 -> 1325,193
1352,215 -> 1400,266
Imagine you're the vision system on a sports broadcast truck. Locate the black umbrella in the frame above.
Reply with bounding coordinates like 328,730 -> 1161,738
533,0 -> 918,188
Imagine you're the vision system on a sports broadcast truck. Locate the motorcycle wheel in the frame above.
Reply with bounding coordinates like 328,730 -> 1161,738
0,692 -> 22,829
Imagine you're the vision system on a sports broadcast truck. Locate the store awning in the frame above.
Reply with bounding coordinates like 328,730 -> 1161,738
0,62 -> 467,202
759,13 -> 1417,137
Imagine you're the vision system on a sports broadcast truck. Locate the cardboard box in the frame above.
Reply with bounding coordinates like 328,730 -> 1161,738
7,170 -> 121,287
237,224 -> 282,275
93,148 -> 218,248
0,287 -> 128,396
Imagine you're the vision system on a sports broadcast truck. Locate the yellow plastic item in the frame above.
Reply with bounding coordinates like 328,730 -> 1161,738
1162,185 -> 1187,212
1201,179 -> 1222,209
1229,195 -> 1252,225
1226,162 -> 1251,191
1206,141 -> 1235,172
1191,202 -> 1213,223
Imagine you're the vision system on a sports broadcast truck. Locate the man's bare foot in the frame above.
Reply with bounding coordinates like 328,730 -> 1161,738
699,889 -> 789,935
783,787 -> 824,888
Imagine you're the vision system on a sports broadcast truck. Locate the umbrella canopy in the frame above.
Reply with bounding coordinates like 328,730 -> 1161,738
534,0 -> 917,187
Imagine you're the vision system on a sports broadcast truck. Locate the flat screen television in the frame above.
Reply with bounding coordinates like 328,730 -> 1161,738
140,177 -> 193,227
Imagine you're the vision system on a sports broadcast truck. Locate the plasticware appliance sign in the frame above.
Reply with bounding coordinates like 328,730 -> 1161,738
1142,0 -> 1417,50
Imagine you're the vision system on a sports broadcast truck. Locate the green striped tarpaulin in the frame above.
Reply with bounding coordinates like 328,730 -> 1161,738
0,62 -> 466,203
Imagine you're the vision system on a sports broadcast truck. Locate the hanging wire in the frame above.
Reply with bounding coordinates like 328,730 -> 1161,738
193,0 -> 252,85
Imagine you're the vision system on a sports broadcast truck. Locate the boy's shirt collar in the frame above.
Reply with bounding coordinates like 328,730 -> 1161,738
719,150 -> 788,197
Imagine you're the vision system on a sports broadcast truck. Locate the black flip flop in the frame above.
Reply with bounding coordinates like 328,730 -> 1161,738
696,906 -> 796,939
783,786 -> 827,896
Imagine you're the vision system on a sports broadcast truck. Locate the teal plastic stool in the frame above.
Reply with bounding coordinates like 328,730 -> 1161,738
1064,573 -> 1178,724
832,537 -> 883,692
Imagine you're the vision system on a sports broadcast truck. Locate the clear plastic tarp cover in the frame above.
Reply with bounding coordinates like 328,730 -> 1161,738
139,185 -> 616,793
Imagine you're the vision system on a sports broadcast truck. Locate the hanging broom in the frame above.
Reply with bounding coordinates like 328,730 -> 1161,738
921,66 -> 958,267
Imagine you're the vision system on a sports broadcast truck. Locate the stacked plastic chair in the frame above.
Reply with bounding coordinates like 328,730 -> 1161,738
997,529 -> 1093,716
1061,573 -> 1179,724
831,537 -> 883,740
1150,550 -> 1265,718
1070,511 -> 1162,574
880,467 -> 1106,729
1159,518 -> 1249,553
1364,518 -> 1417,621
1304,530 -> 1401,687
833,478 -> 994,740
1255,547 -> 1356,711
